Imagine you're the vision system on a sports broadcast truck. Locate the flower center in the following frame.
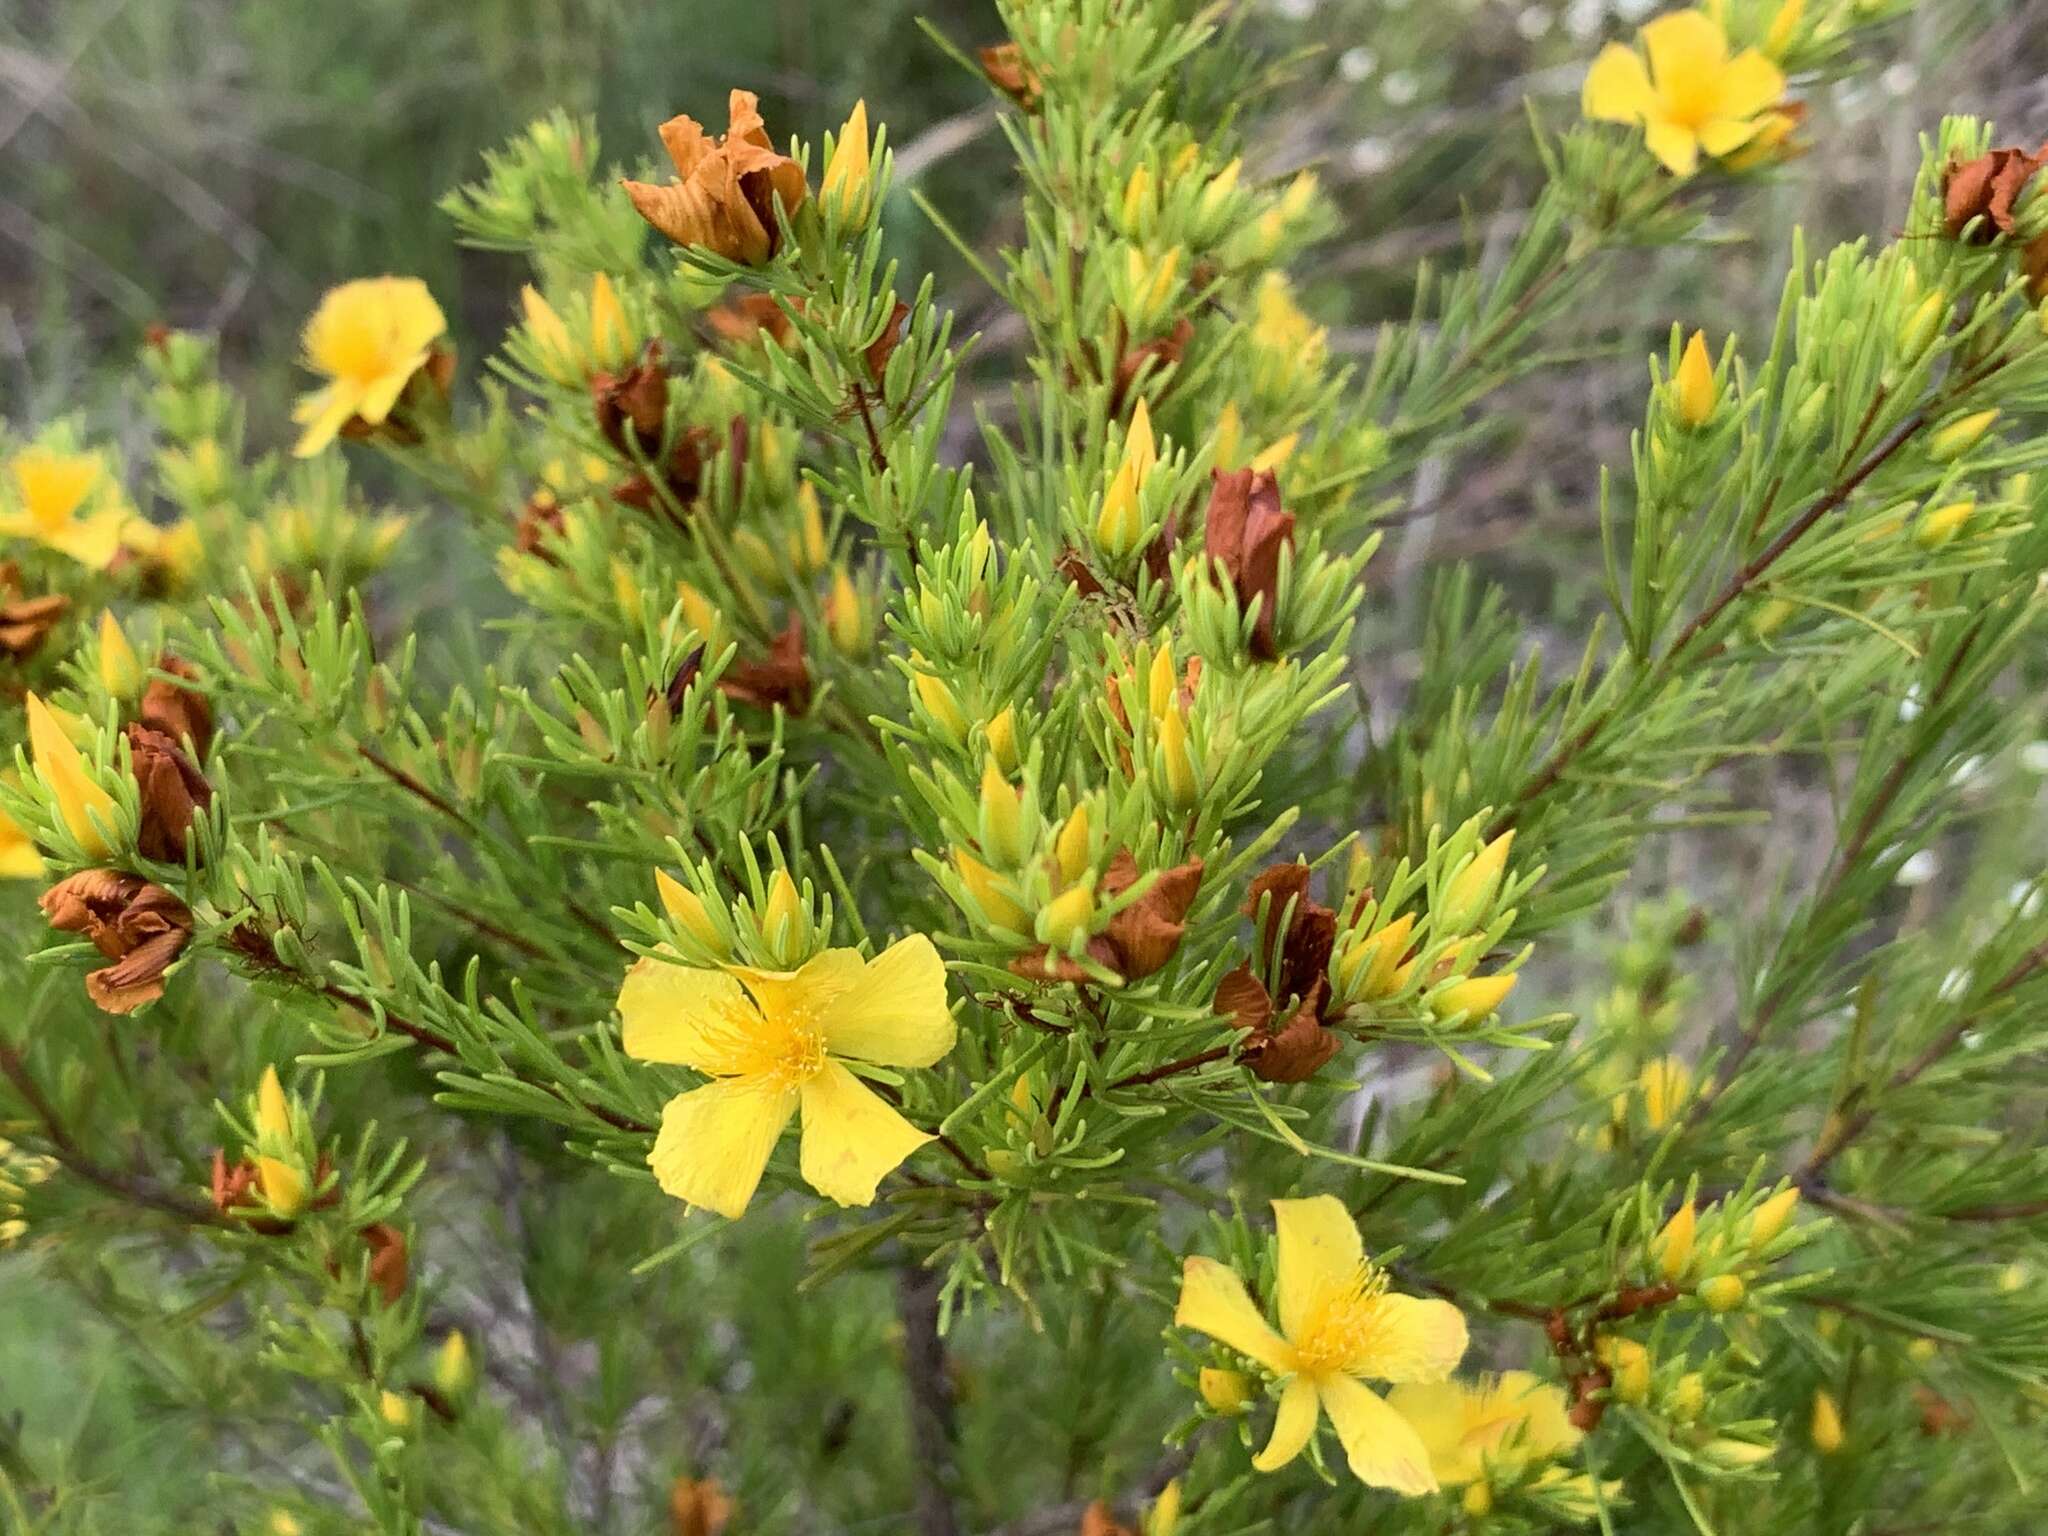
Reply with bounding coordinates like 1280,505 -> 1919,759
1658,69 -> 1726,133
1290,1263 -> 1391,1376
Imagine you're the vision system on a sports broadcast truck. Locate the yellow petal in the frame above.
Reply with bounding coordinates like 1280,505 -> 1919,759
647,1078 -> 796,1218
1352,1293 -> 1468,1383
1642,9 -> 1728,84
354,350 -> 429,426
1251,1374 -> 1321,1473
1696,115 -> 1761,158
1642,117 -> 1702,177
26,692 -> 115,856
1714,49 -> 1786,122
292,386 -> 361,458
732,947 -> 864,1025
816,934 -> 955,1068
1319,1374 -> 1438,1495
796,1059 -> 933,1206
617,958 -> 762,1075
256,1065 -> 292,1142
1274,1194 -> 1365,1341
48,510 -> 129,572
1497,1370 -> 1582,1458
1582,43 -> 1655,123
1174,1257 -> 1294,1375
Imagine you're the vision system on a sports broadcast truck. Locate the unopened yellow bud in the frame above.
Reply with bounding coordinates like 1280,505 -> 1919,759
378,1390 -> 412,1429
1639,1055 -> 1693,1131
1810,1388 -> 1844,1453
1197,157 -> 1241,221
520,285 -> 578,383
1339,911 -> 1417,1000
1121,162 -> 1156,234
955,849 -> 1029,933
1198,1366 -> 1253,1413
1898,289 -> 1947,358
1765,0 -> 1804,56
984,707 -> 1019,773
732,529 -> 779,584
979,757 -> 1026,867
1656,1200 -> 1698,1280
1747,1187 -> 1800,1250
1248,432 -> 1298,473
677,582 -> 722,646
794,484 -> 829,573
1054,804 -> 1091,886
760,869 -> 807,946
1671,1371 -> 1706,1421
1431,969 -> 1517,1021
1673,331 -> 1718,428
1915,499 -> 1974,549
268,1512 -> 304,1536
1906,1336 -> 1938,1363
1146,642 -> 1177,722
1213,402 -> 1244,471
826,566 -> 869,658
1147,1478 -> 1181,1536
434,1330 -> 475,1400
820,99 -> 874,226
97,611 -> 141,699
1929,409 -> 1998,462
26,692 -> 116,856
656,870 -> 725,953
1439,828 -> 1514,932
257,1065 -> 293,1142
913,669 -> 968,745
1124,245 -> 1182,327
588,272 -> 633,372
610,557 -> 643,622
1703,1437 -> 1773,1469
1037,880 -> 1096,950
1599,1336 -> 1652,1403
1699,1273 -> 1746,1312
1461,1482 -> 1493,1518
255,1155 -> 308,1219
1156,705 -> 1198,809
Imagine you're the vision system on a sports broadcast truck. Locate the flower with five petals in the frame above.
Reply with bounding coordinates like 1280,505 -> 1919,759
1582,10 -> 1786,178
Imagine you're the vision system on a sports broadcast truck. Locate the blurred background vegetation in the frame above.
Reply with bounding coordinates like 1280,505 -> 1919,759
1,0 -> 2043,1528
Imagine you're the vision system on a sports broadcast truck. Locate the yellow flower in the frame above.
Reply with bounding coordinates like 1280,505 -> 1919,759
291,277 -> 448,457
1385,1372 -> 1582,1487
1174,1195 -> 1468,1494
0,800 -> 44,880
618,937 -> 955,1218
1,446 -> 133,570
1810,1388 -> 1844,1453
25,692 -> 116,856
1582,10 -> 1787,177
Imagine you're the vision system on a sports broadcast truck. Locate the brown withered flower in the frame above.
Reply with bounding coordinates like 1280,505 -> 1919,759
623,91 -> 808,266
513,492 -> 568,564
0,589 -> 68,659
1099,850 -> 1204,979
980,43 -> 1044,112
705,291 -> 798,349
1058,513 -> 1179,602
127,723 -> 212,862
593,340 -> 671,457
1109,316 -> 1194,418
718,615 -> 811,714
1203,468 -> 1295,661
38,869 -> 194,1015
360,1222 -> 410,1306
670,1477 -> 734,1536
1216,965 -> 1341,1083
613,424 -> 724,520
139,654 -> 213,756
1943,142 -> 2047,241
865,299 -> 912,383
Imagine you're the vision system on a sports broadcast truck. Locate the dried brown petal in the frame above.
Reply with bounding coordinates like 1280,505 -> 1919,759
706,291 -> 798,348
592,340 -> 671,457
513,493 -> 568,564
1078,1501 -> 1135,1536
1110,315 -> 1194,418
623,90 -> 807,265
980,43 -> 1044,112
139,654 -> 213,756
1008,938 -> 1120,983
1099,850 -> 1203,979
718,615 -> 811,714
1203,468 -> 1295,660
670,1477 -> 734,1536
1943,142 -> 2048,241
0,591 -> 69,659
361,1222 -> 410,1306
39,869 -> 194,1015
1244,982 -> 1341,1083
127,723 -> 212,863
865,299 -> 911,384
1243,862 -> 1335,1003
